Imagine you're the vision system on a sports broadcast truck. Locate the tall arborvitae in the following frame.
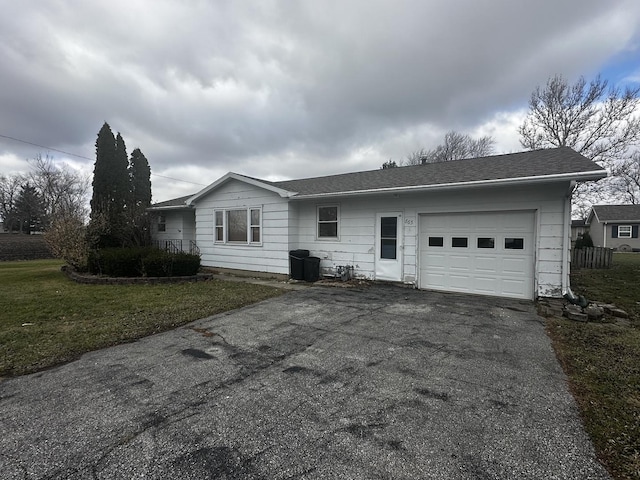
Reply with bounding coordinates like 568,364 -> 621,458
128,148 -> 152,246
129,148 -> 151,209
90,122 -> 117,217
114,132 -> 130,213
89,123 -> 131,247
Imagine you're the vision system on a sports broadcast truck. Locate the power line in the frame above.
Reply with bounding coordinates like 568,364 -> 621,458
0,133 -> 92,160
0,132 -> 207,186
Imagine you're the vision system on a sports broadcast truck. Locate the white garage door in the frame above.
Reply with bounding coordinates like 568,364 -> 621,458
419,211 -> 535,299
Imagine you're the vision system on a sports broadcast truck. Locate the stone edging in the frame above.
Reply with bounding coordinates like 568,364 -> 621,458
61,265 -> 215,285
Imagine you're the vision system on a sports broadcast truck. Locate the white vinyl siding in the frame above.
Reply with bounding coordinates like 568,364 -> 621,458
152,211 -> 195,243
294,182 -> 569,298
189,177 -> 570,298
195,180 -> 289,274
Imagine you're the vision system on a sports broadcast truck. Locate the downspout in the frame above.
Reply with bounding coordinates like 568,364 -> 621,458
562,182 -> 575,296
603,222 -> 607,248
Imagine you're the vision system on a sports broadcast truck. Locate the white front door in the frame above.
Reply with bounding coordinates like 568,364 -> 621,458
375,212 -> 403,281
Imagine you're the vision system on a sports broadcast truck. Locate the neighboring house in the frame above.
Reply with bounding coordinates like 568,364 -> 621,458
570,219 -> 588,243
149,147 -> 606,300
587,204 -> 640,251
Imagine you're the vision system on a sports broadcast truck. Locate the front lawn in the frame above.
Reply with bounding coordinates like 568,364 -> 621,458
0,260 -> 283,377
547,253 -> 640,480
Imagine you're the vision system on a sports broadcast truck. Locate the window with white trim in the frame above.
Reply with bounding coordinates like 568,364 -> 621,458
214,207 -> 262,244
157,214 -> 166,232
317,205 -> 339,239
618,225 -> 632,238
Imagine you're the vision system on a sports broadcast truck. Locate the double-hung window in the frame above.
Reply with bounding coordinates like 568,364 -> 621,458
214,207 -> 262,245
618,225 -> 632,238
317,205 -> 339,239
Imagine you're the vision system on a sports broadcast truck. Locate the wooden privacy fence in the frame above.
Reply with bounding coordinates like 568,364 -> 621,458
571,247 -> 613,269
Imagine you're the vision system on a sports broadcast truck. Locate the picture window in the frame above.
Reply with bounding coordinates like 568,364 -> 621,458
214,208 -> 261,244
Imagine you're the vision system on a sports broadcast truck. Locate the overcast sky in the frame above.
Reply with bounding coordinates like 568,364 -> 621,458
1,1 -> 639,203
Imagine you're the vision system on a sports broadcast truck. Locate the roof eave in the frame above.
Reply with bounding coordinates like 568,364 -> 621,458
187,172 -> 296,205
147,204 -> 194,212
599,218 -> 640,223
289,170 -> 608,200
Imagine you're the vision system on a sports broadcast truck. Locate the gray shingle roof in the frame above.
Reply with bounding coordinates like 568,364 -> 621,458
152,147 -> 605,208
149,194 -> 194,209
591,204 -> 640,222
265,147 -> 604,196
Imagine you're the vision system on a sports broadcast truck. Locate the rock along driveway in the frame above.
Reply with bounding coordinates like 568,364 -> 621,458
0,284 -> 610,479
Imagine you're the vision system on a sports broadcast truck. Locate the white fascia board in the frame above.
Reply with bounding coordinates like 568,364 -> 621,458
186,172 -> 296,205
289,170 -> 608,200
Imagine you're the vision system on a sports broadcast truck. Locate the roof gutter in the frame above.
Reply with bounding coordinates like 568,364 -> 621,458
147,204 -> 194,211
288,170 -> 608,200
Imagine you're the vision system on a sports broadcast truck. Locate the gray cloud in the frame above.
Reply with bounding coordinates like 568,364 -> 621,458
1,0 -> 639,201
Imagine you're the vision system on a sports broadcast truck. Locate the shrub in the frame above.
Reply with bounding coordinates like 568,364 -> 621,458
575,231 -> 594,249
44,214 -> 90,271
170,252 -> 201,276
142,250 -> 172,277
89,247 -> 148,277
142,250 -> 201,277
88,247 -> 201,277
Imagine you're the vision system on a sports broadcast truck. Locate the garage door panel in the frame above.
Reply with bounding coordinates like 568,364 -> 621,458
502,279 -> 528,296
474,278 -> 500,294
475,256 -> 499,273
423,254 -> 447,269
424,272 -> 446,285
449,255 -> 471,270
502,257 -> 528,275
449,276 -> 473,291
419,212 -> 535,300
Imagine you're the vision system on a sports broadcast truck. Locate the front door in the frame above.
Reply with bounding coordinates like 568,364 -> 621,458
375,212 -> 403,281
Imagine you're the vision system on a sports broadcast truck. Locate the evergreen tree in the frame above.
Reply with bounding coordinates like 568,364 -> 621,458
128,148 -> 152,245
90,122 -> 117,217
14,183 -> 46,234
114,132 -> 130,213
129,148 -> 151,209
89,123 -> 131,247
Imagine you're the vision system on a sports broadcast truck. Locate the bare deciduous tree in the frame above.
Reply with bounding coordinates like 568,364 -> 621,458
28,154 -> 90,223
0,173 -> 24,231
404,131 -> 495,166
0,155 -> 89,232
519,74 -> 640,213
611,151 -> 640,204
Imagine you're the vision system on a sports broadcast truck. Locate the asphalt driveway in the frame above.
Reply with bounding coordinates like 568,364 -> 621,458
0,284 -> 610,479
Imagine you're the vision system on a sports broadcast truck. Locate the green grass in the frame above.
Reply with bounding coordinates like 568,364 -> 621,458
0,259 -> 283,377
547,253 -> 640,480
